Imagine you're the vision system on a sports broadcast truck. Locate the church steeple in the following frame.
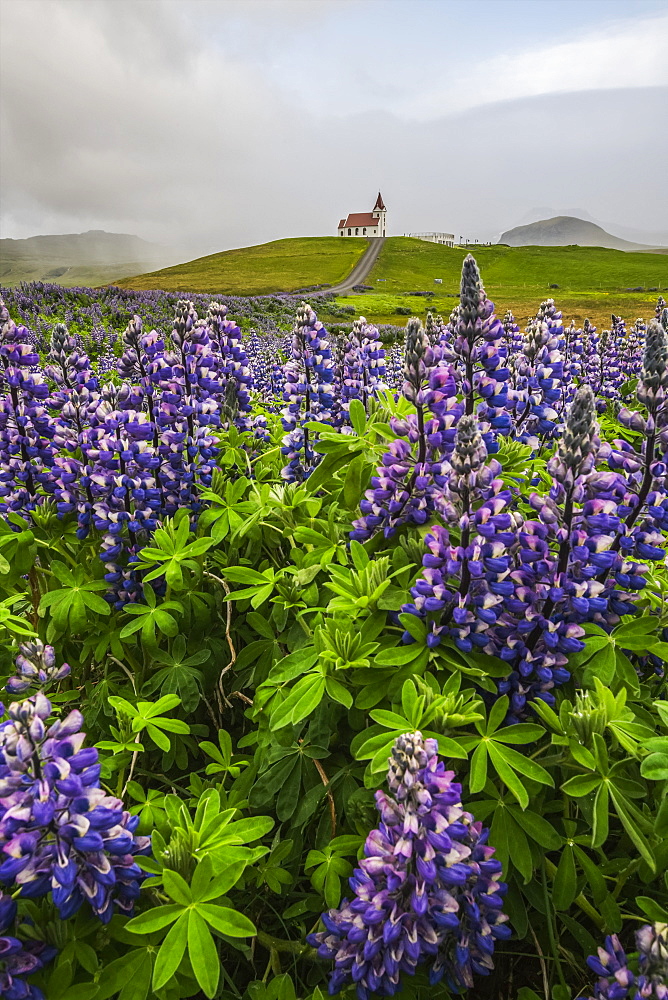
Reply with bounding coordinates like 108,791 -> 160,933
372,192 -> 387,236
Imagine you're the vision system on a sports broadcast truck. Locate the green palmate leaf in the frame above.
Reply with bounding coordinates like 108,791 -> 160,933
487,743 -> 529,809
469,743 -> 488,794
552,844 -> 577,911
199,866 -> 245,900
370,710 -> 413,730
374,645 -> 425,666
562,774 -> 600,796
270,674 -> 326,730
637,896 -> 668,922
641,753 -> 668,780
152,912 -> 188,991
508,807 -> 561,850
507,817 -> 533,883
198,903 -> 257,937
125,903 -> 182,934
592,783 -> 609,849
486,696 -> 509,735
276,759 -> 302,822
490,743 -> 554,786
91,950 -> 149,1000
494,724 -> 545,744
609,787 -> 656,871
188,910 -> 219,998
325,675 -> 353,709
163,868 -> 192,905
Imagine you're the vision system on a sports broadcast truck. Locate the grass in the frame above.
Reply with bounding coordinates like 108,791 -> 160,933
337,237 -> 668,330
0,260 -> 161,289
113,238 -> 369,296
114,235 -> 667,330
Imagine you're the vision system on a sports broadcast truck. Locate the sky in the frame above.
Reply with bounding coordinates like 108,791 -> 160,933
1,0 -> 667,257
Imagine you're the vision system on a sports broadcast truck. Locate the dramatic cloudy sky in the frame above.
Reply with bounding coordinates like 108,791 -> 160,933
1,0 -> 667,256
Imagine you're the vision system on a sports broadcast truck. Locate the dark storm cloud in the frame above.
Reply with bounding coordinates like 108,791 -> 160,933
1,0 -> 666,255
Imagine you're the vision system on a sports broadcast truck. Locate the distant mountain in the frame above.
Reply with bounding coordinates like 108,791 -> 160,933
498,216 -> 659,251
509,210 -> 668,249
0,230 -> 179,287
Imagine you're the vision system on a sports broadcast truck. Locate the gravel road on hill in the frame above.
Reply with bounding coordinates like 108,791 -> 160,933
326,237 -> 385,293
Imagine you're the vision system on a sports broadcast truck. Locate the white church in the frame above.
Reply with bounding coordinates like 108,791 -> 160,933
338,192 -> 387,237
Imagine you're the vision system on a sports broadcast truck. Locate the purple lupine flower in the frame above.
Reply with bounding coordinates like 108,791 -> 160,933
444,255 -> 510,438
205,302 -> 265,437
0,889 -> 56,1000
400,413 -> 515,653
502,310 -> 523,359
0,299 -> 56,514
508,316 -> 566,444
339,317 -> 386,417
587,923 -> 667,1000
280,304 -> 335,481
0,677 -> 150,924
351,318 -> 460,541
307,732 -> 509,998
44,322 -> 96,393
5,641 -> 70,696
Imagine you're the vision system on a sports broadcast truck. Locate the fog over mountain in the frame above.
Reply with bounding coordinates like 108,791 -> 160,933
1,1 -> 666,255
512,208 -> 668,248
498,216 -> 665,251
0,230 -> 179,287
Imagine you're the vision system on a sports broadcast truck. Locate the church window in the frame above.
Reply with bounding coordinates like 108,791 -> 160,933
348,228 -> 351,235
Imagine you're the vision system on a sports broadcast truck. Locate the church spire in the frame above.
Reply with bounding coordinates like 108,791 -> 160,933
374,191 -> 386,211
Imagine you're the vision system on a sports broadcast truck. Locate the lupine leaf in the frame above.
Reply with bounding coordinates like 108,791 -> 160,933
152,912 -> 188,991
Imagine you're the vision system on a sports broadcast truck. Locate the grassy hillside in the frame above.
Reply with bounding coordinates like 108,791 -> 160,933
345,238 -> 668,330
115,237 -> 369,295
367,239 -> 668,291
0,231 -> 175,288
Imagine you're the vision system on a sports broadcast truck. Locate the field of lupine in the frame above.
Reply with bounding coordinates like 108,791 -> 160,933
0,257 -> 667,1000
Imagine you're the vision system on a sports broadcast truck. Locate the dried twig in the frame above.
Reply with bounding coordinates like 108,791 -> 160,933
530,925 -> 550,1000
107,655 -> 137,694
122,732 -> 142,798
203,571 -> 236,712
230,690 -> 253,706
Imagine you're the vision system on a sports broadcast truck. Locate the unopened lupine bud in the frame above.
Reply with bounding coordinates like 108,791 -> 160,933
451,414 -> 488,480
638,319 -> 668,410
551,385 -> 597,484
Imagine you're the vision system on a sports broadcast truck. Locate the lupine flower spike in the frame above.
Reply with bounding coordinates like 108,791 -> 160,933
587,923 -> 667,1000
308,732 -> 509,998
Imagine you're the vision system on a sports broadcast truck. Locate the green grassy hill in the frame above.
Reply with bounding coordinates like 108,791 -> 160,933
115,237 -> 369,295
351,238 -> 668,330
0,231 -> 176,288
367,238 -> 667,292
113,236 -> 667,329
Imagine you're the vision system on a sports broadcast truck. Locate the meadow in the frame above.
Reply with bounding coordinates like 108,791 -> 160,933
0,259 -> 666,1000
115,235 -> 668,333
343,238 -> 668,331
114,237 -> 369,295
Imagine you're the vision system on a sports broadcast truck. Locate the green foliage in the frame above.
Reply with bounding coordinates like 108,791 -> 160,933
2,364 -> 667,1000
114,237 -> 369,295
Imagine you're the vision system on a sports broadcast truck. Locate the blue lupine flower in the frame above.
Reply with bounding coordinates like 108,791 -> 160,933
587,923 -> 667,1000
308,732 -> 509,998
0,652 -> 150,925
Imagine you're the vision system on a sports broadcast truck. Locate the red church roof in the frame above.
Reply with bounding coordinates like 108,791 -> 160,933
340,212 -> 380,229
373,191 -> 386,211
